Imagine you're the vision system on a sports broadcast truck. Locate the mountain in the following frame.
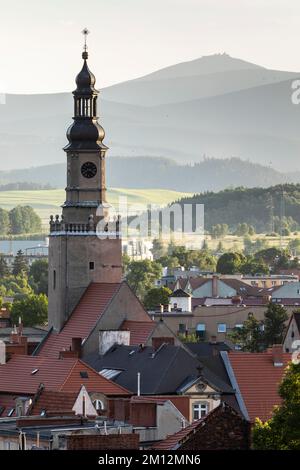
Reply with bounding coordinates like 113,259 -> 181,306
0,157 -> 298,193
0,53 -> 300,172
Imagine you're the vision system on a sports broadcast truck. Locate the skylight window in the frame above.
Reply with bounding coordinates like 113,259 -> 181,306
7,408 -> 14,417
100,369 -> 122,380
31,368 -> 39,375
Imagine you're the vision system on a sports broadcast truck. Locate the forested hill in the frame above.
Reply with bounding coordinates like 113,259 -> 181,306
176,184 -> 300,233
0,157 -> 297,193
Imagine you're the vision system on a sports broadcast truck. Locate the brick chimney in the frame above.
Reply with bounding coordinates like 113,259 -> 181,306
272,344 -> 283,367
212,275 -> 218,298
72,337 -> 82,358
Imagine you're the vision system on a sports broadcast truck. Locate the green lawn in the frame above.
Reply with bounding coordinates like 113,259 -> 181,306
0,188 -> 193,226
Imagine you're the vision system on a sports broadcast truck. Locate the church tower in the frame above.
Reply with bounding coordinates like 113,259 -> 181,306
48,32 -> 122,332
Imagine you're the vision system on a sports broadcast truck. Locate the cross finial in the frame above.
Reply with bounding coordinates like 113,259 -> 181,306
81,28 -> 90,59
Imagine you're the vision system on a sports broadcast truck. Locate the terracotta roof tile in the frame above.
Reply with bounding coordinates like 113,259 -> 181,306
152,416 -> 202,450
0,356 -> 130,396
121,320 -> 155,345
0,393 -> 17,417
38,283 -> 121,358
228,351 -> 291,423
28,389 -> 77,416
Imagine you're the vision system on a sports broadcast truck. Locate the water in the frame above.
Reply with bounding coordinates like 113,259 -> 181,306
0,240 -> 48,256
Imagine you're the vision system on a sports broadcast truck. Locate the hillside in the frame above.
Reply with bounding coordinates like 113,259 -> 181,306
0,53 -> 300,172
0,188 -> 192,226
0,157 -> 297,193
175,184 -> 300,233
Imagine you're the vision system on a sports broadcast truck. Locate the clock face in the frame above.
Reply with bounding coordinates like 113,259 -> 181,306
81,162 -> 97,179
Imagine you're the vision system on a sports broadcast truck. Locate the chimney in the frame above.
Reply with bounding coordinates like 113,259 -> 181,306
137,372 -> 141,397
72,337 -> 82,358
212,275 -> 218,298
10,328 -> 19,344
272,344 -> 283,367
19,336 -> 28,355
18,317 -> 23,337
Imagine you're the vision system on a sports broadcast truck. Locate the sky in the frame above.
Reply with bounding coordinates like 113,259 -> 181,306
0,0 -> 300,93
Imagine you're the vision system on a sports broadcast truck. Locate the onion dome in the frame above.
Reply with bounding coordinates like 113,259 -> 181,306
64,44 -> 108,153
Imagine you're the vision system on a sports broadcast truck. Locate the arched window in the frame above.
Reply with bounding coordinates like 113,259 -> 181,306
93,399 -> 104,411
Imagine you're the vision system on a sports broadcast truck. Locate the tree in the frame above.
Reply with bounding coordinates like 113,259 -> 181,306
10,293 -> 48,327
229,314 -> 265,352
211,224 -> 228,239
151,238 -> 167,260
264,303 -> 289,347
12,250 -> 29,276
288,238 -> 300,256
125,259 -> 162,299
9,206 -> 42,234
157,255 -> 180,270
235,223 -> 250,236
143,287 -> 172,310
29,259 -> 48,295
0,274 -> 33,299
252,362 -> 300,449
216,252 -> 246,274
239,257 -> 269,275
0,255 -> 9,277
0,208 -> 10,235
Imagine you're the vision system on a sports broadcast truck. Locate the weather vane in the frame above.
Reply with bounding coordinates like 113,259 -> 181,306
82,28 -> 90,52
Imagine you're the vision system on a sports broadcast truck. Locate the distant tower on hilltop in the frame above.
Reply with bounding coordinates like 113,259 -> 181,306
48,30 -> 122,332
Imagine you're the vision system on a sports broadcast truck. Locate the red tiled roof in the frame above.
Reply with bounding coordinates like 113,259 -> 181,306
152,417 -> 201,450
228,351 -> 291,423
28,389 -> 77,416
0,393 -> 17,417
38,283 -> 121,358
121,320 -> 155,345
0,356 -> 130,396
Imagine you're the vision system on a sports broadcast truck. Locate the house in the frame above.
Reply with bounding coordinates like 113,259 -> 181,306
221,346 -> 291,423
84,340 -> 236,423
283,311 -> 300,352
152,402 -> 250,450
0,416 -> 137,450
0,355 -> 131,418
0,325 -> 48,360
151,303 -> 294,342
36,282 -> 180,359
271,281 -> 300,300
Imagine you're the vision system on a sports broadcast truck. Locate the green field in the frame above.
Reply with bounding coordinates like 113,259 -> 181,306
0,188 -> 193,226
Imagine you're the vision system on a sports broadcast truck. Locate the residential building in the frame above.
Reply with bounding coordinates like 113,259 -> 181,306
84,341 -> 237,423
152,402 -> 250,450
221,346 -> 291,423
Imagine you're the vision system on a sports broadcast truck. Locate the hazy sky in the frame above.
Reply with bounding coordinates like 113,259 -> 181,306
1,0 -> 300,93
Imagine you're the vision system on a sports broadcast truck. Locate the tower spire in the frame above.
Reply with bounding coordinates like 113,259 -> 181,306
82,28 -> 90,59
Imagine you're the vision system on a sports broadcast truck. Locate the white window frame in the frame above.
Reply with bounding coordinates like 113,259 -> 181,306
217,323 -> 227,333
193,402 -> 208,420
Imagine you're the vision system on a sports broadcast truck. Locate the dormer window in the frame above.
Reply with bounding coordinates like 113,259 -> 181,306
193,402 -> 208,420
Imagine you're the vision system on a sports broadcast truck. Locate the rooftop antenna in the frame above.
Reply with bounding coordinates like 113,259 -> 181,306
81,28 -> 90,58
